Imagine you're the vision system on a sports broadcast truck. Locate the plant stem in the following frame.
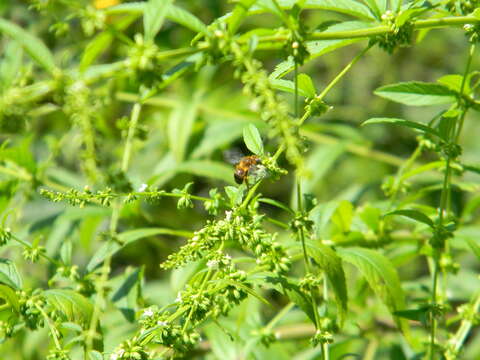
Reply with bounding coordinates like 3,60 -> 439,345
296,179 -> 324,358
448,292 -> 480,354
429,258 -> 439,360
294,61 -> 299,119
35,303 -> 62,350
122,103 -> 142,172
455,43 -> 476,142
255,16 -> 480,43
316,44 -> 372,102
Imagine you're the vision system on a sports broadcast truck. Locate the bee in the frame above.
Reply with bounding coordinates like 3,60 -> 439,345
234,155 -> 262,185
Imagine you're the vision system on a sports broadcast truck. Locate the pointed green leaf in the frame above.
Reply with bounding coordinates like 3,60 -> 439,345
332,200 -> 354,233
374,81 -> 457,106
80,15 -> 137,71
176,160 -> 236,184
307,242 -> 348,325
0,40 -> 23,91
106,3 -> 207,34
165,4 -> 207,34
243,124 -> 264,155
465,237 -> 480,261
386,209 -> 434,228
0,284 -> 20,312
87,228 -> 191,272
270,78 -> 313,97
362,117 -> 441,138
362,0 -> 382,19
297,73 -> 317,98
228,0 -> 258,34
337,248 -> 412,342
168,92 -> 200,162
44,289 -> 93,326
144,0 -> 173,41
253,0 -> 375,21
0,259 -> 22,290
0,19 -> 57,75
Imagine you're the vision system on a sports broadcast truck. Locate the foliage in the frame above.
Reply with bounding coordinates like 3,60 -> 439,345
1,0 -> 480,359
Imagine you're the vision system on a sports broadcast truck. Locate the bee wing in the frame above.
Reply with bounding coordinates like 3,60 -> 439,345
223,149 -> 244,164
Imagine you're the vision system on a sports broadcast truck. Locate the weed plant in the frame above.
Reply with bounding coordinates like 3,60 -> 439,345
0,1 -> 480,359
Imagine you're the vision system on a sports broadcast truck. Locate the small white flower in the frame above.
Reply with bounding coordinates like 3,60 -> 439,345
224,254 -> 232,260
225,211 -> 232,221
157,320 -> 168,326
110,349 -> 125,360
138,183 -> 148,192
207,259 -> 219,269
143,308 -> 154,317
464,24 -> 474,31
175,292 -> 182,303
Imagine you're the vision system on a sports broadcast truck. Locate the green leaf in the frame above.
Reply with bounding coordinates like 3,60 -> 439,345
80,15 -> 137,71
0,19 -> 57,75
362,117 -> 441,138
303,143 -> 346,193
253,0 -> 375,21
111,267 -> 144,322
44,289 -> 93,326
337,248 -> 412,342
394,307 -> 429,325
176,160 -> 236,184
297,73 -> 317,98
270,78 -> 313,97
0,259 -> 22,290
243,124 -> 264,155
168,92 -> 201,162
437,74 -> 470,94
106,3 -> 207,34
465,237 -> 480,261
307,242 -> 348,325
258,198 -> 294,214
143,0 -> 173,42
362,0 -> 382,19
0,40 -> 23,92
165,4 -> 207,34
87,228 -> 191,272
332,200 -> 354,233
0,284 -> 20,312
374,81 -> 457,106
282,281 -> 316,324
225,186 -> 245,207
385,209 -> 435,228
228,0 -> 258,35
191,121 -> 245,159
473,8 -> 480,19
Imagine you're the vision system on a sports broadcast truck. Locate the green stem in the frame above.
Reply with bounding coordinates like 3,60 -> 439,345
448,292 -> 480,354
296,179 -> 323,357
35,303 -> 62,350
121,103 -> 142,172
455,43 -> 476,142
255,16 -> 480,43
429,259 -> 439,360
316,44 -> 372,102
294,61 -> 299,119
